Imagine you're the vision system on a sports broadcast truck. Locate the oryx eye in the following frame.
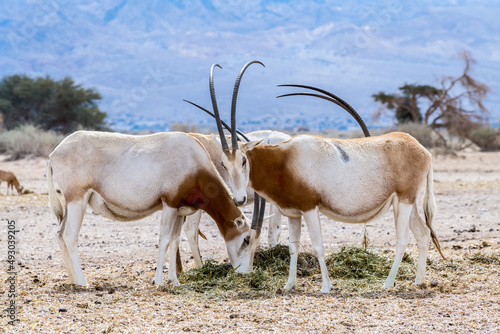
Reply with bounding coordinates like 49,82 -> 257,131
242,158 -> 247,167
221,162 -> 227,170
243,236 -> 250,245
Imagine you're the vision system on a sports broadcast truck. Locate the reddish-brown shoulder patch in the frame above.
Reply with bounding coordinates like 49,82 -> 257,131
168,168 -> 243,241
247,145 -> 320,212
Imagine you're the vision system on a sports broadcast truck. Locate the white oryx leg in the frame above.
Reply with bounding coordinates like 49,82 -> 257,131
383,202 -> 412,288
183,210 -> 203,268
284,216 -> 301,291
167,215 -> 185,284
58,196 -> 90,286
303,209 -> 332,293
154,206 -> 182,286
268,204 -> 282,247
409,204 -> 430,285
57,215 -> 76,284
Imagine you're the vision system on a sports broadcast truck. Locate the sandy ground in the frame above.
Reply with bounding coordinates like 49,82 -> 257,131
0,151 -> 499,333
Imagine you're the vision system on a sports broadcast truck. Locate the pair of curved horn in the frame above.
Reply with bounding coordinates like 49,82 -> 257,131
183,99 -> 250,142
209,61 -> 265,152
183,98 -> 263,231
277,84 -> 371,137
186,61 -> 267,232
250,193 -> 266,232
231,61 -> 266,232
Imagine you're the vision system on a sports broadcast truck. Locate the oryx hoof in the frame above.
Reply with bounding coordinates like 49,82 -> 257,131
321,283 -> 333,294
167,279 -> 180,286
75,279 -> 89,288
382,282 -> 395,289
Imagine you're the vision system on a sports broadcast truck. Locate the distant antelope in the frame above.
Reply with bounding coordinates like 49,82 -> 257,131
228,84 -> 445,292
0,170 -> 24,195
47,131 -> 261,287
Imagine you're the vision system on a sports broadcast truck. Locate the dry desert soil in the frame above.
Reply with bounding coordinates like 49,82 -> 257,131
0,151 -> 499,333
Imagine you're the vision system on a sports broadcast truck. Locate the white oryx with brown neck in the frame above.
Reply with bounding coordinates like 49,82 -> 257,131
177,61 -> 290,268
184,130 -> 290,267
47,131 -> 260,287
239,85 -> 444,293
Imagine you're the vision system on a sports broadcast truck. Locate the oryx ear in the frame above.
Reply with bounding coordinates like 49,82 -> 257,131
240,139 -> 264,153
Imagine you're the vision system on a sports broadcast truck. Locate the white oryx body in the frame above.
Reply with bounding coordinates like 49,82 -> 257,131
183,130 -> 291,268
47,131 -> 259,287
239,132 -> 444,293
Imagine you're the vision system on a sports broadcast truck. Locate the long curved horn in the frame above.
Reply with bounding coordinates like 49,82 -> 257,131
277,84 -> 371,137
184,98 -> 262,232
276,93 -> 345,110
276,92 -> 370,137
183,99 -> 250,142
230,60 -> 265,150
256,196 -> 266,232
251,193 -> 261,230
210,64 -> 229,152
249,194 -> 266,232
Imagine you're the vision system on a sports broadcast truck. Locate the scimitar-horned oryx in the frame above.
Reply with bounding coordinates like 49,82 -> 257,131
231,84 -> 446,293
47,131 -> 261,287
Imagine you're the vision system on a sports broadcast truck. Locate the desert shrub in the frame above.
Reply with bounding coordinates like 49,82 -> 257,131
396,122 -> 440,148
170,122 -> 200,133
0,124 -> 64,159
468,126 -> 500,151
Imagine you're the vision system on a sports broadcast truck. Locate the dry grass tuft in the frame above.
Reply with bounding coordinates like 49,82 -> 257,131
467,252 -> 500,265
0,124 -> 64,159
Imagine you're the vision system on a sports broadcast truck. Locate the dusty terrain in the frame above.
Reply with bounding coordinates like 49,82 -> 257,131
0,151 -> 499,333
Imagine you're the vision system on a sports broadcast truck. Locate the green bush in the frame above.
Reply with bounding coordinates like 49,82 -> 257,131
0,74 -> 108,133
469,126 -> 500,151
0,125 -> 64,160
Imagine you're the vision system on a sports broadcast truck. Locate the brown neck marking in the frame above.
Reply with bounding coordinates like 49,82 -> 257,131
168,168 -> 244,241
247,145 -> 321,212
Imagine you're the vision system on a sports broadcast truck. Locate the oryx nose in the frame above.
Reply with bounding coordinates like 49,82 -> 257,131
234,196 -> 247,206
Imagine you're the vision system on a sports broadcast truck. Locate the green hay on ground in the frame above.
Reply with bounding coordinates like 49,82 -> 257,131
326,247 -> 415,281
183,260 -> 233,282
177,246 -> 416,294
253,244 -> 318,276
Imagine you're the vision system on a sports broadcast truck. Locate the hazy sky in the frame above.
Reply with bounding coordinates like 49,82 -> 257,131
1,0 -> 498,130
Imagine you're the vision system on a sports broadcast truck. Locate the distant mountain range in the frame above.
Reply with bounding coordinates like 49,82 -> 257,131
1,0 -> 499,132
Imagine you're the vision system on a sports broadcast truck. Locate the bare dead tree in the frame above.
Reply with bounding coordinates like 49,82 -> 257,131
373,51 -> 491,148
427,51 -> 490,138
